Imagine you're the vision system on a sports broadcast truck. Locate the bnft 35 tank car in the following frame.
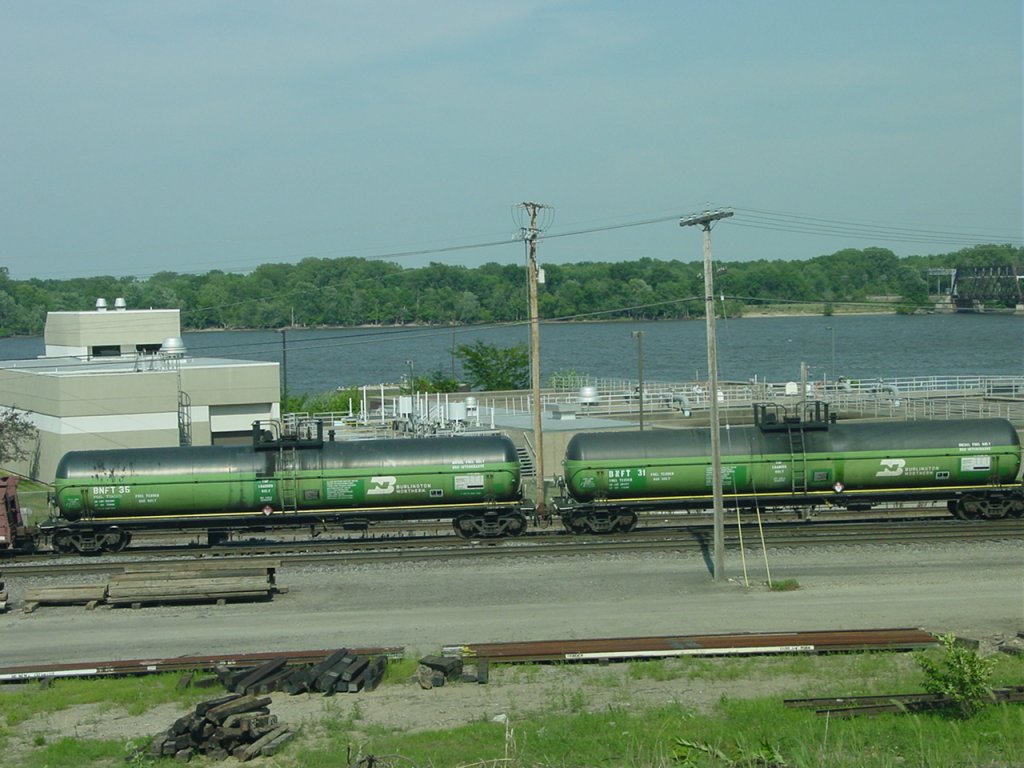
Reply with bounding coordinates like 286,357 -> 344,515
554,402 -> 1023,534
46,423 -> 526,554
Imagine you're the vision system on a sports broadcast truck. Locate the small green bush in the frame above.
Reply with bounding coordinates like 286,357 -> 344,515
915,633 -> 995,717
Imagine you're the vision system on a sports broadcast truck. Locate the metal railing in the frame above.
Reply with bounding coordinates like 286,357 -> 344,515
283,374 -> 1024,434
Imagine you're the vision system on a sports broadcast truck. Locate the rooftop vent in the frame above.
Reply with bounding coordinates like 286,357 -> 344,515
160,337 -> 187,357
95,298 -> 108,312
114,297 -> 127,311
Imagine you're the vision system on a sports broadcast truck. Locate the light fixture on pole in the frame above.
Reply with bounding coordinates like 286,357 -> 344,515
826,325 -> 836,385
631,330 -> 645,432
680,208 -> 733,582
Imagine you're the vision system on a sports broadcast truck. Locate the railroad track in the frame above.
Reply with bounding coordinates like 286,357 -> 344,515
4,517 -> 1021,578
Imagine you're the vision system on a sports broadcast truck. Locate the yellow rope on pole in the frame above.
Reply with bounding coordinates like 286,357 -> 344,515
756,505 -> 772,587
735,499 -> 749,587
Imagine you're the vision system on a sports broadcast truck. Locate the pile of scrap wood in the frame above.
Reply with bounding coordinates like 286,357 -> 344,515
416,654 -> 489,688
107,563 -> 279,607
149,693 -> 294,762
22,563 -> 279,611
215,648 -> 388,696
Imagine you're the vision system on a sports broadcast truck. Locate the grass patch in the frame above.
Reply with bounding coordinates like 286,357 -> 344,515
298,698 -> 1024,768
2,653 -> 1022,767
0,673 -> 215,730
18,737 -> 132,768
380,655 -> 419,684
768,577 -> 800,591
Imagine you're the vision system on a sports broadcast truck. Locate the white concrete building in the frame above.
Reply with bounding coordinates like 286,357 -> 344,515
0,299 -> 280,483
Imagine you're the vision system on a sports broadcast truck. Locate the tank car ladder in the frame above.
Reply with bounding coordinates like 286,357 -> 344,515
787,428 -> 808,494
278,446 -> 299,512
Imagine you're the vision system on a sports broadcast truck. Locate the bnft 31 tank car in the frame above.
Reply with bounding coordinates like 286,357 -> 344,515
46,423 -> 527,554
553,402 -> 1023,534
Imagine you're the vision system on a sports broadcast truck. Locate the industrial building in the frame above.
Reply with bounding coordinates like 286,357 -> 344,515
0,299 -> 280,484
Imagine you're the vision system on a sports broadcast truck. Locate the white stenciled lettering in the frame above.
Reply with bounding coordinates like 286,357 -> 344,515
93,485 -> 131,495
366,476 -> 397,495
876,459 -> 906,477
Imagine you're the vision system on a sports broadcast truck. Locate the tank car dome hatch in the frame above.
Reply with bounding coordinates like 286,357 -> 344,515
160,336 -> 187,357
114,297 -> 127,311
95,298 -> 108,312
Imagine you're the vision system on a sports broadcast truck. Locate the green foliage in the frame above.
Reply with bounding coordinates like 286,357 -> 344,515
287,387 -> 362,414
1,245 -> 1020,336
548,368 -> 589,389
7,652 -> 1024,767
454,339 -> 529,390
915,633 -> 996,717
0,406 -> 38,465
769,578 -> 800,591
409,367 -> 460,393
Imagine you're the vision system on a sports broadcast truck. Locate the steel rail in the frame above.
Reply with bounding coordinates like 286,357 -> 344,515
3,518 -> 1021,578
443,628 -> 940,663
0,646 -> 404,683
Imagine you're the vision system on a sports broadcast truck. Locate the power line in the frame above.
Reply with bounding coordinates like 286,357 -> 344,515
14,205 -> 1020,281
730,207 -> 1023,247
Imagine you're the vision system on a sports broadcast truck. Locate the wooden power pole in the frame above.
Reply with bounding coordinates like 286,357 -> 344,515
516,201 -> 552,515
679,208 -> 733,581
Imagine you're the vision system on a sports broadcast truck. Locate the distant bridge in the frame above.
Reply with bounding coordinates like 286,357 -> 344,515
942,266 -> 1023,311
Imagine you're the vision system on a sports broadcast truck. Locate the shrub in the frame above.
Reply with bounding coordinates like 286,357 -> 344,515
915,633 -> 995,717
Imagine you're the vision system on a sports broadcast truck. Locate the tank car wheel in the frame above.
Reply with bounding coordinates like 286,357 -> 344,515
52,529 -> 79,554
617,513 -> 638,533
452,515 -> 476,539
101,528 -> 131,553
505,512 -> 528,537
954,497 -> 984,520
562,515 -> 589,535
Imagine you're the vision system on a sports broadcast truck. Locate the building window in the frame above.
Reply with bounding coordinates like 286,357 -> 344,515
90,345 -> 122,357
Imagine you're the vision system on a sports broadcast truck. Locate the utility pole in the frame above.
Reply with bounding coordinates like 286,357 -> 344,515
680,208 -> 733,581
279,328 -> 288,412
515,201 -> 553,516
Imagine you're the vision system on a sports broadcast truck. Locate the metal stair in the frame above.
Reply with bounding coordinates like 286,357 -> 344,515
516,446 -> 536,478
788,428 -> 807,493
278,447 -> 298,511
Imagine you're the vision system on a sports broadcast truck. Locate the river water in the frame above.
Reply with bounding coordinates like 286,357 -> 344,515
2,313 -> 1020,394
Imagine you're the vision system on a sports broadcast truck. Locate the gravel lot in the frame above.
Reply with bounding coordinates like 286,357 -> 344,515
1,539 -> 1022,760
3,539 -> 1021,666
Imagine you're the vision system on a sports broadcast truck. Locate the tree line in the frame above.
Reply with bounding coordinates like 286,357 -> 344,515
0,243 -> 1020,337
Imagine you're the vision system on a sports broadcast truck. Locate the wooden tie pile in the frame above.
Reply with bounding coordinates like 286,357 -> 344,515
416,654 -> 489,687
215,648 -> 388,696
149,693 -> 293,762
22,564 -> 279,611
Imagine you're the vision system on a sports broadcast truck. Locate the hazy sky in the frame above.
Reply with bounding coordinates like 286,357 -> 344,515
2,1 -> 1021,281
